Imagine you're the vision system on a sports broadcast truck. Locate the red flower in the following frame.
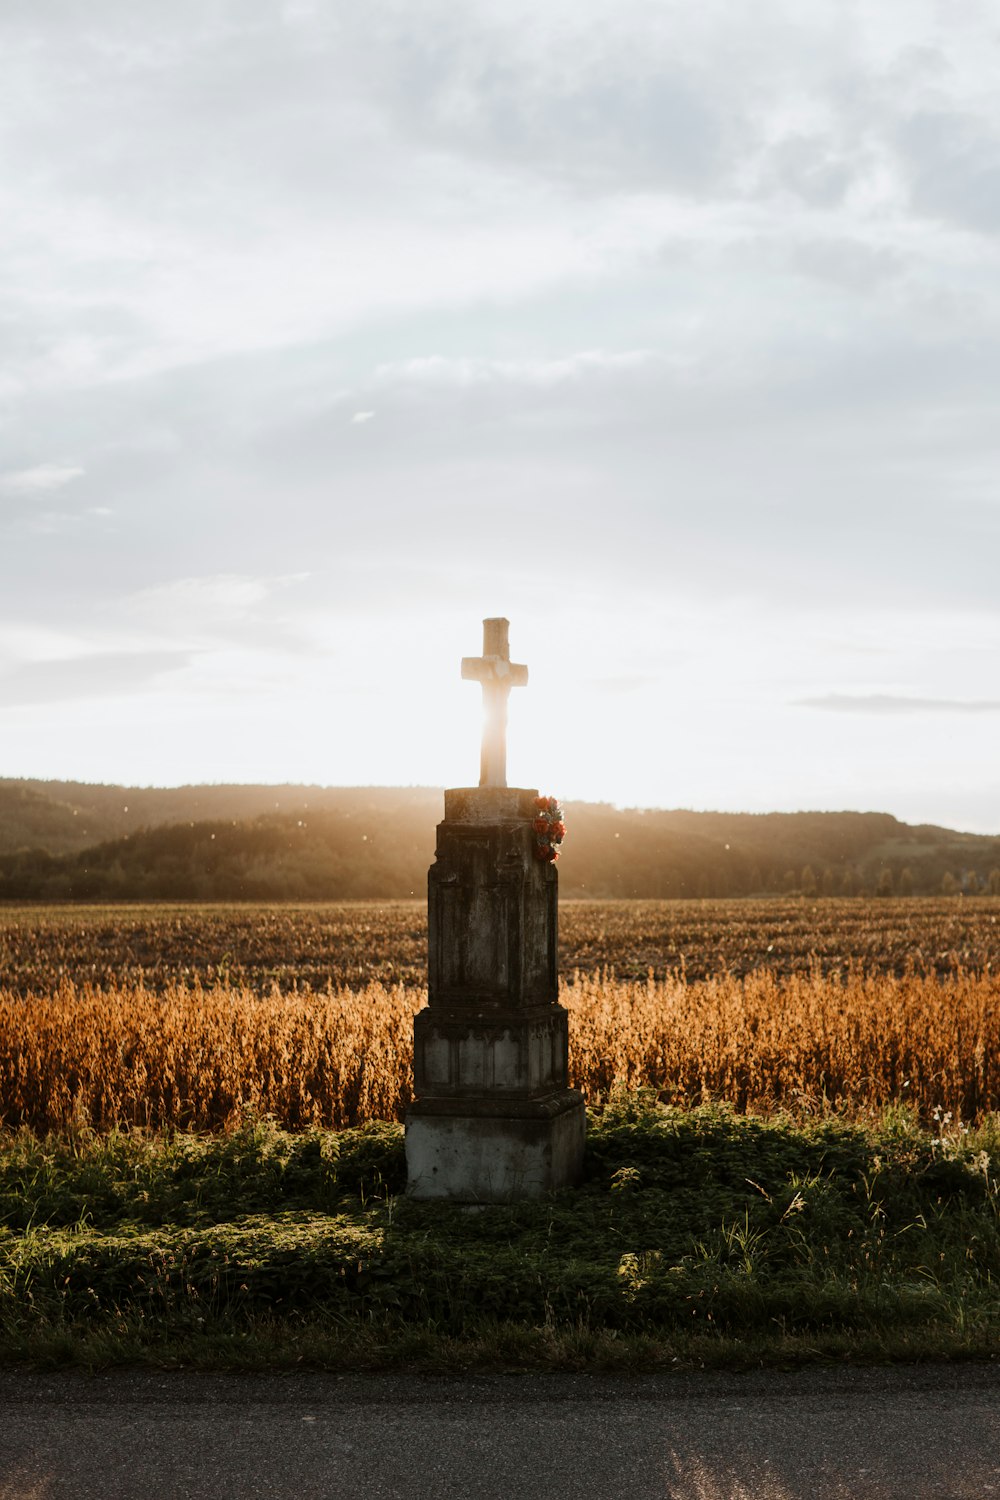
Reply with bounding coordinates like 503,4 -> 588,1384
532,796 -> 565,861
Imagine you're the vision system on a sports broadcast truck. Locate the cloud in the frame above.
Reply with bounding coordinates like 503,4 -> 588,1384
0,463 -> 84,494
0,650 -> 191,707
797,694 -> 1000,714
117,573 -> 302,648
373,350 -> 657,390
351,411 -> 375,423
0,623 -> 101,665
897,108 -> 1000,235
788,236 -> 907,294
128,574 -> 274,614
587,675 -> 659,696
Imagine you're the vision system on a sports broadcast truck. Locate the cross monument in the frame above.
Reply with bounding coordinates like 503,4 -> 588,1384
405,617 -> 586,1202
461,617 -> 527,789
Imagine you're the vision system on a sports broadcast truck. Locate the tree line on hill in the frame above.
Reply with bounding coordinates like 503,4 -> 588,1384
0,779 -> 998,900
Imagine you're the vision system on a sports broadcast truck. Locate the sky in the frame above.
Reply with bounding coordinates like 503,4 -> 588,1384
2,0 -> 999,830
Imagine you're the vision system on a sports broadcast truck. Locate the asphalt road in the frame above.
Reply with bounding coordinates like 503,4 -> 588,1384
0,1363 -> 998,1499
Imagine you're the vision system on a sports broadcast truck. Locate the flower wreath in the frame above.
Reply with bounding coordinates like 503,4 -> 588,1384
532,795 -> 566,862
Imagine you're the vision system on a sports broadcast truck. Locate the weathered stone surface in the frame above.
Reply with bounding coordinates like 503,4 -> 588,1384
428,789 -> 556,1012
406,1093 -> 586,1203
443,786 -> 536,824
413,1004 -> 568,1097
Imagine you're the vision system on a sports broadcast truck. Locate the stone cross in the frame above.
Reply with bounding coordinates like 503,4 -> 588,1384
461,617 -> 528,789
406,616 -> 585,1201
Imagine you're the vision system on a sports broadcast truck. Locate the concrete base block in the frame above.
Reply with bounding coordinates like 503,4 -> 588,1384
405,1092 -> 586,1202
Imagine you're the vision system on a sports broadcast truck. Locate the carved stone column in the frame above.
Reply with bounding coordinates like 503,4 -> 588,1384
405,786 -> 586,1201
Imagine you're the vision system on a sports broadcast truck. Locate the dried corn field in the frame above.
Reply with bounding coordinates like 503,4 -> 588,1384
1,964 -> 999,1133
2,899 -> 999,1133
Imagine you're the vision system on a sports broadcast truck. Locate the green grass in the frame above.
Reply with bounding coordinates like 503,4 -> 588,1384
1,1095 -> 998,1372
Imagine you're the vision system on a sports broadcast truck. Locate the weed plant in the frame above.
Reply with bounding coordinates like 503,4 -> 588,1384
1,1097 -> 997,1371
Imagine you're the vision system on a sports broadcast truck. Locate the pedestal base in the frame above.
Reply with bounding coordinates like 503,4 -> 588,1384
405,1092 -> 586,1202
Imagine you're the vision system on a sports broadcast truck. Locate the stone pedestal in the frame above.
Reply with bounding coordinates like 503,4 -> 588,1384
406,787 -> 586,1201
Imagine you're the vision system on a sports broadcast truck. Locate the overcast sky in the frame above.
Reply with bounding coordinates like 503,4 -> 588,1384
2,0 -> 999,829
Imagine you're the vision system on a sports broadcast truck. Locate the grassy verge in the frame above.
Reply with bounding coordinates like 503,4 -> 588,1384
1,1095 -> 998,1372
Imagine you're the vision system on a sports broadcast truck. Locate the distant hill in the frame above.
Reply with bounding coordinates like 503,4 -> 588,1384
0,779 -> 437,855
0,779 -> 998,900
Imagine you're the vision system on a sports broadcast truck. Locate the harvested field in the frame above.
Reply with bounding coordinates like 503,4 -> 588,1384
2,896 -> 999,995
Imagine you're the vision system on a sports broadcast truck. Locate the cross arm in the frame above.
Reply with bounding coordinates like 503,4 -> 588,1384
462,657 -> 529,687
